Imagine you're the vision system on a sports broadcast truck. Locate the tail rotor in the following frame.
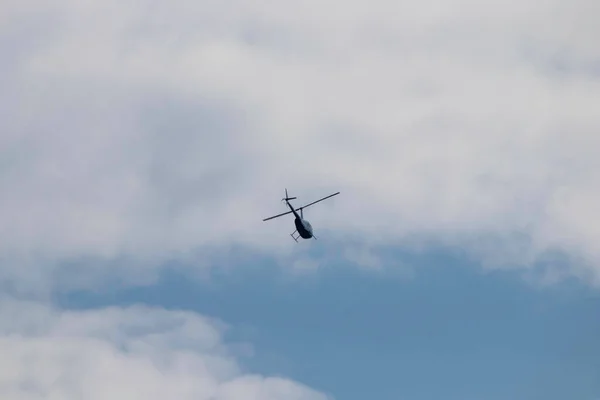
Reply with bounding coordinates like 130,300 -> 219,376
282,188 -> 297,202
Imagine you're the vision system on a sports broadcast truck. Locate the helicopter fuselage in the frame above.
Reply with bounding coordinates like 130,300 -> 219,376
294,216 -> 313,239
288,202 -> 313,239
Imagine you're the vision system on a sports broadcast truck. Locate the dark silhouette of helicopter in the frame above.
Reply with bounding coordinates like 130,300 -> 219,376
262,189 -> 340,241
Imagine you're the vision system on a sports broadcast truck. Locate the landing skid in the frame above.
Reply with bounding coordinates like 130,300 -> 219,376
289,231 -> 318,242
290,230 -> 300,242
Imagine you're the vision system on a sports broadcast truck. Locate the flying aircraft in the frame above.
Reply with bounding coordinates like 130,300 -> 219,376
262,189 -> 340,242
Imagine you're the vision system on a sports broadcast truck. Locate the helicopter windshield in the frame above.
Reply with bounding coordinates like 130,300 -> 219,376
303,220 -> 312,231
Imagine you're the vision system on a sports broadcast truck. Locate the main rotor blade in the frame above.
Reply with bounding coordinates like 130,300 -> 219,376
262,210 -> 293,221
297,191 -> 340,210
262,191 -> 339,221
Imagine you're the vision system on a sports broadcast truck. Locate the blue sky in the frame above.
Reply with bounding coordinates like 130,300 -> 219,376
58,246 -> 600,400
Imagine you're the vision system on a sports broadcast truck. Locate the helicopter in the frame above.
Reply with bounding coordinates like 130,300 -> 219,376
262,189 -> 340,241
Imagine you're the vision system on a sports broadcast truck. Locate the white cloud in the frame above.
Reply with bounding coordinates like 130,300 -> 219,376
0,298 -> 331,400
1,0 -> 600,287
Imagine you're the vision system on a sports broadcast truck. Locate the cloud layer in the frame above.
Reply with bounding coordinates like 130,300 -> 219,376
1,1 -> 598,398
0,299 -> 331,400
2,0 -> 600,287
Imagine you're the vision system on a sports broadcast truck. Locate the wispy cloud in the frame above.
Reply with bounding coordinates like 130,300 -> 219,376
1,0 -> 599,289
0,298 -> 331,400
